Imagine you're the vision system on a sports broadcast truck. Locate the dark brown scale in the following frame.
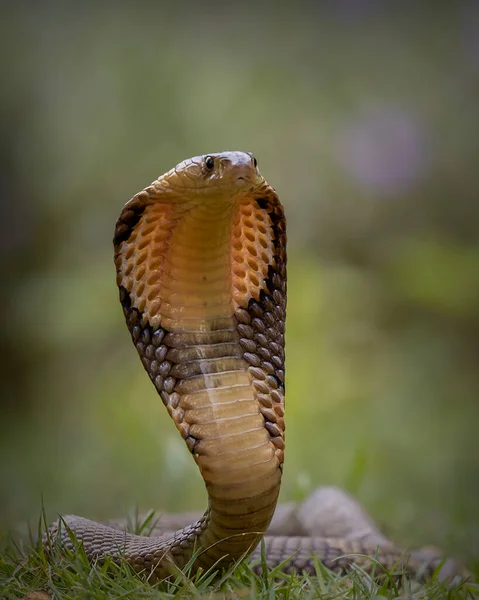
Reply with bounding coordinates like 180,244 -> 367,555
268,341 -> 281,356
264,312 -> 276,328
272,356 -> 282,369
272,290 -> 282,306
266,327 -> 277,341
158,361 -> 172,377
237,324 -> 254,339
244,353 -> 261,367
255,333 -> 269,348
252,318 -> 266,335
234,308 -> 251,325
155,346 -> 168,362
253,379 -> 270,394
152,329 -> 165,347
260,407 -> 278,423
169,392 -> 180,409
271,389 -> 283,403
266,375 -> 279,390
263,362 -> 275,375
239,338 -> 257,353
249,302 -> 263,319
248,366 -> 266,381
150,360 -> 159,375
257,347 -> 272,361
257,394 -> 273,408
271,273 -> 282,289
265,422 -> 282,437
271,437 -> 284,450
262,296 -> 275,313
163,376 -> 176,393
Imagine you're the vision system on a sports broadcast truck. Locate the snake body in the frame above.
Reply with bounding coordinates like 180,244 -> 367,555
48,152 -> 458,581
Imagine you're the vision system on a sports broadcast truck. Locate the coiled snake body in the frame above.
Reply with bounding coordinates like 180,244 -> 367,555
48,152 -> 458,581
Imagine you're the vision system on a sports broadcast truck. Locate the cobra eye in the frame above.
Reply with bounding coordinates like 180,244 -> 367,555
205,156 -> 215,170
253,157 -> 258,168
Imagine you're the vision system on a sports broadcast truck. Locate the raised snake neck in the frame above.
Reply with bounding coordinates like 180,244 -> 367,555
47,152 -> 457,581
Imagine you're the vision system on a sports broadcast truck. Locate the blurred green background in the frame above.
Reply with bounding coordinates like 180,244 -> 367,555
1,0 -> 478,564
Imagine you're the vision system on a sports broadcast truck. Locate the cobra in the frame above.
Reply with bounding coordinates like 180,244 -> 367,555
47,151 -> 458,581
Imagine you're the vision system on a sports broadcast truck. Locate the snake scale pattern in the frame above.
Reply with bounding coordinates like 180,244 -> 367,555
47,152 -> 461,582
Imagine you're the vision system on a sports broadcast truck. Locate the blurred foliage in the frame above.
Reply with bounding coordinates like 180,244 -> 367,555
1,0 -> 478,565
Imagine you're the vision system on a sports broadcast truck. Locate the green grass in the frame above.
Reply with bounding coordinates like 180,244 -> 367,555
1,515 -> 477,600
